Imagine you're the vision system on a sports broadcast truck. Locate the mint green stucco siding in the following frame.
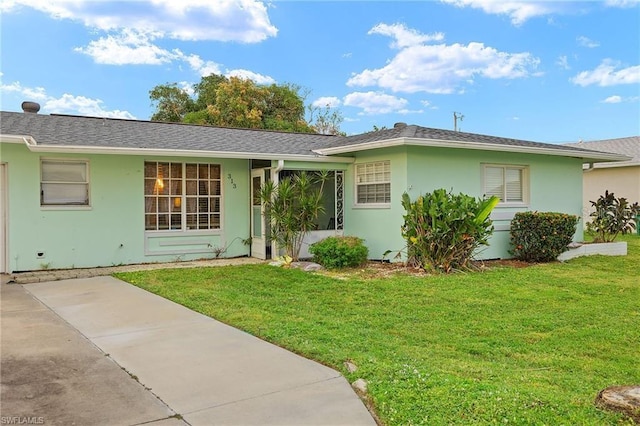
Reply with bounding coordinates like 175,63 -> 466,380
343,147 -> 408,260
343,146 -> 584,260
1,143 -> 250,272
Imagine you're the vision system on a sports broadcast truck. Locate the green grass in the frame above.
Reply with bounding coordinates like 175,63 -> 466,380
116,235 -> 640,425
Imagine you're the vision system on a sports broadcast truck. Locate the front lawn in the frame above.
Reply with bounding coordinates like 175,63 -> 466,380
116,235 -> 639,425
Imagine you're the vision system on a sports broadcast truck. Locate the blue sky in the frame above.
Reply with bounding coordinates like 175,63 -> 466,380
1,0 -> 638,143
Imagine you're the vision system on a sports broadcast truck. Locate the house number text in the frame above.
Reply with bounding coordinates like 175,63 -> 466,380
227,173 -> 237,189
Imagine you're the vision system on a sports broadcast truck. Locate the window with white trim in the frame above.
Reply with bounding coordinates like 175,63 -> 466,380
40,159 -> 90,206
483,164 -> 528,204
144,162 -> 221,231
355,160 -> 391,205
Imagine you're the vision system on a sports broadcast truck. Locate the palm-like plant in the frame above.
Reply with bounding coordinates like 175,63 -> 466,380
259,171 -> 329,261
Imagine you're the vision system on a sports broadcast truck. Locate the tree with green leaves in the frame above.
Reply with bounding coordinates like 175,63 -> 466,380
149,83 -> 195,122
149,74 -> 340,134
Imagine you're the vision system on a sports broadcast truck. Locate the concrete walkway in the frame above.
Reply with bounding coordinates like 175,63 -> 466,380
3,276 -> 376,425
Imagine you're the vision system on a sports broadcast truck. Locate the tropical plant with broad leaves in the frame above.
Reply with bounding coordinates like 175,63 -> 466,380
391,189 -> 499,273
587,190 -> 640,242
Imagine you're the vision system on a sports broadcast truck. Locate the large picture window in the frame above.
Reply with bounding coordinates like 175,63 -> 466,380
483,164 -> 528,204
355,160 -> 391,205
40,159 -> 89,206
144,162 -> 221,231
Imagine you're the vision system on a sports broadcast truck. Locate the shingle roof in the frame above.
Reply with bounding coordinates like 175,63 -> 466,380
0,111 -> 340,157
322,123 -> 601,155
0,112 -> 629,163
564,136 -> 640,167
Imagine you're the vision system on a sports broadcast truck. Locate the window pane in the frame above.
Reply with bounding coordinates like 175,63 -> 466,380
145,197 -> 157,214
210,166 -> 221,179
144,162 -> 157,177
158,197 -> 169,213
198,164 -> 209,179
42,161 -> 87,182
506,168 -> 523,201
485,167 -> 504,200
210,181 -> 221,196
170,163 -> 182,178
145,214 -> 157,230
186,164 -> 197,179
41,183 -> 88,205
170,180 -> 181,195
144,179 -> 156,195
186,181 -> 197,195
198,181 -> 208,195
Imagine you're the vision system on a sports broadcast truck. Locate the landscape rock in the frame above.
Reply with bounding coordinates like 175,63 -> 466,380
290,261 -> 324,272
344,361 -> 358,373
595,385 -> 640,423
352,379 -> 368,395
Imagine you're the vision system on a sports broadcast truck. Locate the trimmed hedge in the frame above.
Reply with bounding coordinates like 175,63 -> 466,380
309,236 -> 369,269
510,211 -> 579,262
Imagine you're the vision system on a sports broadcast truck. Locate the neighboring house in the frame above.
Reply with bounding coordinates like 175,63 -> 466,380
0,106 -> 628,273
565,137 -> 640,223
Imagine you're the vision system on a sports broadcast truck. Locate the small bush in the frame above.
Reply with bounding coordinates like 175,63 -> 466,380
586,190 -> 640,242
309,236 -> 369,269
510,212 -> 579,262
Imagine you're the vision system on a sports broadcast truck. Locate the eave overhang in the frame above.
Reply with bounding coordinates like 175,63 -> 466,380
0,133 -> 355,163
313,137 -> 630,163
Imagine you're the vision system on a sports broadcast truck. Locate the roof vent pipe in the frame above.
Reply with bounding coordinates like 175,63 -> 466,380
21,101 -> 40,113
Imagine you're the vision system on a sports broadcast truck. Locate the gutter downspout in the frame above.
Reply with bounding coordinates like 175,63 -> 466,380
274,159 -> 285,174
584,162 -> 595,172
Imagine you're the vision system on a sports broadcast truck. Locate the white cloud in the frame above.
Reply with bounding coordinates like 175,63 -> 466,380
348,26 -> 540,94
312,97 -> 342,108
0,79 -> 135,119
571,59 -> 640,86
226,69 -> 275,85
343,91 -> 409,115
184,54 -> 223,77
178,81 -> 195,96
44,94 -> 136,119
577,36 -> 600,48
369,23 -> 444,48
602,95 -> 622,103
601,95 -> 639,103
556,55 -> 570,70
441,0 -> 558,25
75,30 -> 180,65
6,0 -> 277,42
604,0 -> 639,7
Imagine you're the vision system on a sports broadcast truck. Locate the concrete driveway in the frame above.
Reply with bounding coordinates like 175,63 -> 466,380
1,276 -> 376,425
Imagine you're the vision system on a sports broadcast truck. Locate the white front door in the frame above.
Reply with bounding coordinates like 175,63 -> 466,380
250,168 -> 268,259
0,164 -> 6,273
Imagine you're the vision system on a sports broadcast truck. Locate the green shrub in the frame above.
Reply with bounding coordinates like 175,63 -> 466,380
398,189 -> 499,273
510,212 -> 579,262
309,236 -> 369,269
586,190 -> 640,242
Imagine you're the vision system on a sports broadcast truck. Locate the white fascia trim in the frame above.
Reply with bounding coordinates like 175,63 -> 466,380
22,142 -> 355,163
0,134 -> 37,145
313,137 -> 630,162
590,161 -> 639,169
